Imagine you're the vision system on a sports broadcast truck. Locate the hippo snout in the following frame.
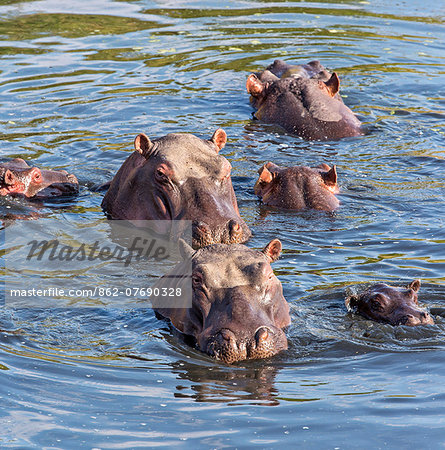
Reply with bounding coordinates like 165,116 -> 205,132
205,325 -> 288,364
251,326 -> 287,359
192,219 -> 251,249
398,311 -> 434,326
67,174 -> 78,184
228,219 -> 243,242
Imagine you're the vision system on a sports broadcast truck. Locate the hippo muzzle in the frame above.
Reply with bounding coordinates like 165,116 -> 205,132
204,324 -> 288,365
391,308 -> 434,326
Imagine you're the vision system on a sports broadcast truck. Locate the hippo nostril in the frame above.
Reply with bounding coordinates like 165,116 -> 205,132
419,311 -> 434,324
255,326 -> 272,346
399,314 -> 421,326
192,222 -> 214,248
193,221 -> 211,236
229,220 -> 240,232
228,220 -> 243,241
256,328 -> 269,343
219,329 -> 235,343
67,174 -> 78,183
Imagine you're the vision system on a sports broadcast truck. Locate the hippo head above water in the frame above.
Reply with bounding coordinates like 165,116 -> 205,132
152,239 -> 291,364
345,280 -> 434,326
254,162 -> 339,211
0,159 -> 79,198
246,59 -> 363,141
101,129 -> 251,249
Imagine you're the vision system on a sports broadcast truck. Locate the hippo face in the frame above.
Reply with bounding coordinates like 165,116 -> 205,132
345,280 -> 434,326
254,162 -> 339,211
153,239 -> 291,364
0,159 -> 79,198
246,59 -> 363,141
101,129 -> 251,249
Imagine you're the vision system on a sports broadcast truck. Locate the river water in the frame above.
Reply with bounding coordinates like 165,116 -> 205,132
1,0 -> 444,448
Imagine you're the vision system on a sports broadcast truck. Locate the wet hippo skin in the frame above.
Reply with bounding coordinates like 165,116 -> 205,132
254,162 -> 340,211
151,239 -> 291,364
246,59 -> 363,140
101,129 -> 251,249
345,280 -> 434,326
0,158 -> 79,198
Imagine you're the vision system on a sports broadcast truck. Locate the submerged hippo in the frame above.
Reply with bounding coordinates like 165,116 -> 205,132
254,162 -> 339,211
345,280 -> 434,326
0,159 -> 78,198
246,60 -> 363,140
101,129 -> 251,249
151,239 -> 291,364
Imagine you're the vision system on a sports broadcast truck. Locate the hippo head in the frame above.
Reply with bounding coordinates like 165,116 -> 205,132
345,280 -> 434,326
246,60 -> 363,140
101,129 -> 251,249
0,158 -> 79,198
254,162 -> 339,211
153,239 -> 291,364
253,60 -> 332,85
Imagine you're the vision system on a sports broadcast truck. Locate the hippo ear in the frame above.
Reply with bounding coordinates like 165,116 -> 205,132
258,164 -> 273,184
262,239 -> 282,263
321,165 -> 337,186
246,74 -> 265,97
210,128 -> 227,152
317,163 -> 331,171
324,72 -> 340,97
134,133 -> 154,159
178,238 -> 195,261
408,279 -> 421,292
3,169 -> 16,185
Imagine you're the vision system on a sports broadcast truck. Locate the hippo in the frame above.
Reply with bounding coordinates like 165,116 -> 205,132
151,239 -> 291,364
0,159 -> 79,198
246,59 -> 363,140
254,162 -> 339,211
101,129 -> 251,249
345,280 -> 434,326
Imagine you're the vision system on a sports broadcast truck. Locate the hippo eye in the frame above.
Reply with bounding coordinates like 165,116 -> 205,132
155,168 -> 168,182
192,274 -> 203,288
370,299 -> 384,312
